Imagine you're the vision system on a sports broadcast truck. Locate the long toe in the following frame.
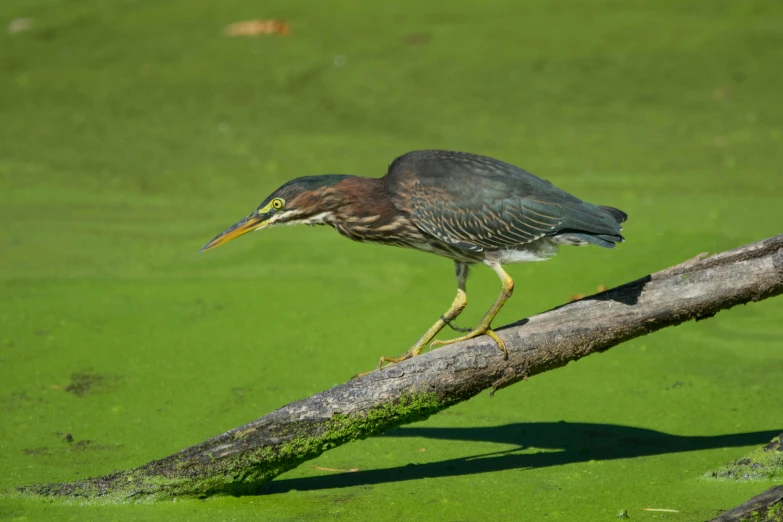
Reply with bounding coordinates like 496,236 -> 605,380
350,352 -> 414,379
376,353 -> 412,369
431,329 -> 484,348
431,327 -> 506,360
485,329 -> 508,360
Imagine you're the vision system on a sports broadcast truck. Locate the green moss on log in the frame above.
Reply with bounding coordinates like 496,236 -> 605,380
705,434 -> 783,482
737,499 -> 783,522
16,392 -> 444,503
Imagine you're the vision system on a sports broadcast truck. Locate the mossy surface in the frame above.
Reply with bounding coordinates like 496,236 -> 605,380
731,491 -> 783,522
1,0 -> 783,519
706,435 -> 783,482
15,393 -> 444,501
179,392 -> 445,498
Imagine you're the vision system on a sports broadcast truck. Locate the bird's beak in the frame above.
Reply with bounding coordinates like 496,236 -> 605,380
199,211 -> 271,253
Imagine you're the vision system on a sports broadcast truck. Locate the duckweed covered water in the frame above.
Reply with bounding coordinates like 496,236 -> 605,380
1,0 -> 782,520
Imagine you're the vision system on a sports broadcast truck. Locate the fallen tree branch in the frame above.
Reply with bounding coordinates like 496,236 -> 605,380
710,485 -> 783,522
708,432 -> 783,521
18,233 -> 783,502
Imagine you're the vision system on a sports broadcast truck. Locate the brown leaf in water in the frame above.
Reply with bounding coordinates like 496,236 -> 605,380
8,18 -> 32,34
712,87 -> 729,100
225,20 -> 291,37
569,285 -> 608,302
404,33 -> 431,45
312,466 -> 359,473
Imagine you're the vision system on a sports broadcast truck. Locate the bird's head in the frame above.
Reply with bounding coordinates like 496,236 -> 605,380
199,175 -> 350,253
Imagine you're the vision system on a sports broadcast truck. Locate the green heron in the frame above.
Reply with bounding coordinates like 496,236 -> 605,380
201,150 -> 627,371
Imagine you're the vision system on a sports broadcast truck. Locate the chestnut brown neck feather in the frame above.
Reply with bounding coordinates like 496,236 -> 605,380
289,176 -> 418,244
331,177 -> 398,222
288,177 -> 395,222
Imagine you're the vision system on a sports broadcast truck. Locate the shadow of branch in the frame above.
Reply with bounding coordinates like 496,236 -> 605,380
257,422 -> 780,495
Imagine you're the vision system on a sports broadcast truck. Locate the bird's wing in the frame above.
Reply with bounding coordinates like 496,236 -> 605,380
385,150 -> 621,252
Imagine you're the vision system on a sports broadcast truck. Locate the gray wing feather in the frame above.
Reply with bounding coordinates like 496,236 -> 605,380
386,150 -> 625,252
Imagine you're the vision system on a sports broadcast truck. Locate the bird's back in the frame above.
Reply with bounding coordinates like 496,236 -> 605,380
384,150 -> 627,252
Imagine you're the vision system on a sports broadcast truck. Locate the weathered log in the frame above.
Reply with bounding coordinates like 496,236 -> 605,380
710,485 -> 783,522
708,432 -> 783,521
17,233 -> 783,502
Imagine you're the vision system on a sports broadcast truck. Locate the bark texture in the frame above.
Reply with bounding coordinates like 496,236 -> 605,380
17,233 -> 783,502
711,486 -> 783,522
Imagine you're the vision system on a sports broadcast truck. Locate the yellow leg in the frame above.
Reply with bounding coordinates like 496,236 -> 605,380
376,288 -> 466,368
353,263 -> 470,378
431,262 -> 513,359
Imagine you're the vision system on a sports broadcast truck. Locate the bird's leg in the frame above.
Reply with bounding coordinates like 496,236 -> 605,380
441,315 -> 473,333
370,263 -> 469,372
431,262 -> 513,359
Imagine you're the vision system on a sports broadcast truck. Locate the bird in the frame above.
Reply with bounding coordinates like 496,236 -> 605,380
200,150 -> 627,371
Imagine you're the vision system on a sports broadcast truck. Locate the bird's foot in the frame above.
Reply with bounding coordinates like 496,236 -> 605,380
376,352 -> 413,369
431,327 -> 508,360
350,348 -> 421,380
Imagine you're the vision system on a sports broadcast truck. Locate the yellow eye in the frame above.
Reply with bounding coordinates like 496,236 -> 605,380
272,198 -> 284,210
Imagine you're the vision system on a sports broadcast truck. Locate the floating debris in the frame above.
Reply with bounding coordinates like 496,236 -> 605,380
312,466 -> 359,473
705,433 -> 783,481
712,86 -> 729,101
568,284 -> 609,302
403,33 -> 431,45
225,19 -> 290,37
8,18 -> 32,34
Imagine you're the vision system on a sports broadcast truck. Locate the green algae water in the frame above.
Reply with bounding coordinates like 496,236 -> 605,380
1,0 -> 782,520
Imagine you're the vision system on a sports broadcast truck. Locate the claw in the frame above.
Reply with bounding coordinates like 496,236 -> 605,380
350,352 -> 414,381
486,329 -> 508,360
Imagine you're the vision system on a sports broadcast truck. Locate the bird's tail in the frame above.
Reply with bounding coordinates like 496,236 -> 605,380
598,205 -> 628,225
567,205 -> 628,248
572,205 -> 627,248
566,232 -> 623,248
552,203 -> 628,248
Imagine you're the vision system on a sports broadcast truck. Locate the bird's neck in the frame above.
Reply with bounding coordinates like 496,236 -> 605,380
329,176 -> 391,217
321,176 -> 402,238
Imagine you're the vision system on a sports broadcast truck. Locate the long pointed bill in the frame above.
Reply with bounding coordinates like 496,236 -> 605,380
199,212 -> 270,253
